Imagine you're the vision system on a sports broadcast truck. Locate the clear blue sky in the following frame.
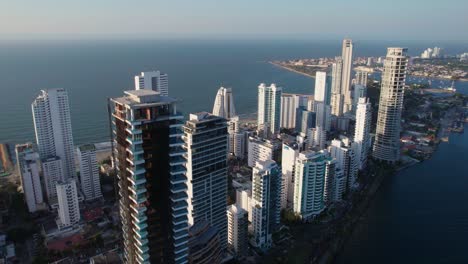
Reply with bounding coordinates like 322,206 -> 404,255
1,0 -> 467,41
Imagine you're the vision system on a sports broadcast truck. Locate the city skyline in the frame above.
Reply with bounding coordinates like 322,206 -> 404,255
0,27 -> 466,263
1,1 -> 467,41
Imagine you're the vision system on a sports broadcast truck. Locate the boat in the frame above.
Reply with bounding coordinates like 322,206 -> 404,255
444,81 -> 456,92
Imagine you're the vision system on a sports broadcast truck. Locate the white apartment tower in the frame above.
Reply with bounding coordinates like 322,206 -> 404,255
281,142 -> 300,209
56,179 -> 80,229
42,156 -> 64,201
280,93 -> 314,129
77,144 -> 102,201
15,143 -> 45,213
314,72 -> 331,104
257,83 -> 282,137
184,112 -> 229,250
251,160 -> 281,250
32,88 -> 76,183
331,58 -> 344,117
373,48 -> 408,163
212,87 -> 236,119
226,204 -> 248,257
341,39 -> 354,114
293,151 -> 332,219
354,98 -> 372,169
247,136 -> 281,167
134,71 -> 169,96
329,138 -> 358,190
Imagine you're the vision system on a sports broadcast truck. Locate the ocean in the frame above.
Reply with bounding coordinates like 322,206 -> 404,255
1,39 -> 467,263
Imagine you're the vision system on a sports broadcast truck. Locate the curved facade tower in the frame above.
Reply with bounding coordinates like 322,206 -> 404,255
373,48 -> 408,163
212,87 -> 236,119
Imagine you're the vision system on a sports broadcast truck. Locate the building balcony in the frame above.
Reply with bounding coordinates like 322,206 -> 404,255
170,146 -> 185,156
170,174 -> 186,185
134,221 -> 148,231
131,212 -> 147,223
136,245 -> 149,255
134,228 -> 148,239
170,165 -> 186,175
135,236 -> 148,247
169,156 -> 185,166
172,207 -> 188,218
136,251 -> 150,263
171,192 -> 188,202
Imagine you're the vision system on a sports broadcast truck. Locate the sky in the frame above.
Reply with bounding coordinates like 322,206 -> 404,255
1,0 -> 467,41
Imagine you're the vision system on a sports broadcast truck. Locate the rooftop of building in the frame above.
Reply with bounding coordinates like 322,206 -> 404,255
227,204 -> 246,215
254,159 -> 278,170
188,112 -> 225,123
112,89 -> 177,107
78,144 -> 96,152
298,150 -> 332,162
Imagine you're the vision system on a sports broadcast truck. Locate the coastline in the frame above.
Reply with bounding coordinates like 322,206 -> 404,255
269,61 -> 316,78
271,61 -> 468,83
268,63 -> 466,263
322,106 -> 462,264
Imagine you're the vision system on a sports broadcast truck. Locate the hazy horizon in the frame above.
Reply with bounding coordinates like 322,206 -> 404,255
1,0 -> 467,42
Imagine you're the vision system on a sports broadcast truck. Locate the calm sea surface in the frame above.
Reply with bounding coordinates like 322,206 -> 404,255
0,40 -> 467,263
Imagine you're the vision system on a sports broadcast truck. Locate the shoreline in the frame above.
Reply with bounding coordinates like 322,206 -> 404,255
271,61 -> 468,83
266,61 -> 467,263
269,61 -> 316,78
322,106 -> 462,264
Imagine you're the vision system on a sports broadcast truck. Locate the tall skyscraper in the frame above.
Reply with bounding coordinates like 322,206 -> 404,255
187,221 -> 222,264
111,89 -> 188,263
293,151 -> 332,219
314,72 -> 331,105
341,39 -> 354,114
257,83 -> 282,137
184,112 -> 228,250
251,160 -> 281,250
134,71 -> 169,96
32,88 -> 76,182
373,48 -> 408,163
247,136 -> 281,167
280,93 -> 313,129
77,144 -> 102,201
56,179 -> 80,229
354,98 -> 372,169
281,142 -> 300,209
355,69 -> 369,87
15,143 -> 45,213
330,58 -> 344,116
212,87 -> 236,119
226,204 -> 248,257
329,138 -> 358,190
295,108 -> 315,135
42,156 -> 64,202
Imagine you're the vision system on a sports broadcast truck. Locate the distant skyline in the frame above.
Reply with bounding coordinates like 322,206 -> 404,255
1,0 -> 467,41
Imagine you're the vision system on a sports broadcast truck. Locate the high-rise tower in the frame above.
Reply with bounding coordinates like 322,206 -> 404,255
330,58 -> 344,116
354,98 -> 372,169
251,160 -> 281,250
111,89 -> 188,264
77,144 -> 102,201
293,151 -> 333,219
184,112 -> 228,250
212,87 -> 236,119
341,39 -> 354,114
32,88 -> 76,182
15,143 -> 45,213
257,83 -> 282,137
135,71 -> 169,96
373,48 -> 408,163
